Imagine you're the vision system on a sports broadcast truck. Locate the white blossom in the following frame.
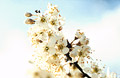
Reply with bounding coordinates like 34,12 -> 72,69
56,39 -> 69,54
25,3 -> 118,78
35,13 -> 49,29
75,29 -> 84,39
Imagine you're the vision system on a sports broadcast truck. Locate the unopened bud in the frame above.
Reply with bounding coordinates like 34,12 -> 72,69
25,12 -> 32,17
25,19 -> 35,24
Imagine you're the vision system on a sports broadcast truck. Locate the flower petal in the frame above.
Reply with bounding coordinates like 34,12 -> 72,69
92,73 -> 98,78
49,48 -> 56,55
63,39 -> 67,46
84,67 -> 91,73
62,47 -> 69,54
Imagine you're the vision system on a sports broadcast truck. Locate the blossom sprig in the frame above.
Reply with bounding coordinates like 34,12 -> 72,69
24,3 -> 118,78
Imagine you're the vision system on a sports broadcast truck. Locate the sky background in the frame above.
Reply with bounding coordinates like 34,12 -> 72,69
0,0 -> 120,78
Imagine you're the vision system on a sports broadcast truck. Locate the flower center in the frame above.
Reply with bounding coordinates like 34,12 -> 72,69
45,46 -> 49,51
58,44 -> 64,50
78,52 -> 83,57
52,54 -> 58,59
41,17 -> 46,22
93,67 -> 99,73
50,20 -> 56,25
48,31 -> 53,37
34,72 -> 40,77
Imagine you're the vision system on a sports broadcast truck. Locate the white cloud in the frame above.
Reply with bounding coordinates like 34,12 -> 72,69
83,6 -> 120,61
84,7 -> 120,73
0,30 -> 33,78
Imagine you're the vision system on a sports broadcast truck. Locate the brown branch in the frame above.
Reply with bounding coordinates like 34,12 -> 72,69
73,62 -> 91,78
65,40 -> 91,78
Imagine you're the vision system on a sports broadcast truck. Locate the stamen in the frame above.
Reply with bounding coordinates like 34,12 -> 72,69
45,46 -> 49,51
50,20 -> 56,25
58,26 -> 62,31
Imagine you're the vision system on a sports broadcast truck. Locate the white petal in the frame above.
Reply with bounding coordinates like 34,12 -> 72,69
75,46 -> 82,51
75,31 -> 80,38
53,26 -> 58,30
48,37 -> 56,46
62,47 -> 69,54
63,39 -> 67,46
92,73 -> 98,78
57,39 -> 62,44
49,48 -> 56,55
70,50 -> 77,57
99,72 -> 106,77
84,67 -> 91,73
71,57 -> 78,63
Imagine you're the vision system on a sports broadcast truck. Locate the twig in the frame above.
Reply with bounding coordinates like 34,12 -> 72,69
65,40 -> 91,78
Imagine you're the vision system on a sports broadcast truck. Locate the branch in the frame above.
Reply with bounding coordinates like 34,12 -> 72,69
65,40 -> 91,78
73,62 -> 91,78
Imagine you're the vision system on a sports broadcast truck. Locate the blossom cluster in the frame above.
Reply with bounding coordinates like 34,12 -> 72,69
25,3 -> 118,78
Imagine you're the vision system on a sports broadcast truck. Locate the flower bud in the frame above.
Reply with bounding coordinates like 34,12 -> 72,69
25,19 -> 35,24
25,12 -> 32,17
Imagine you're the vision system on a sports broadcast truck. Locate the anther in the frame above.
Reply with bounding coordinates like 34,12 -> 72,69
35,10 -> 41,13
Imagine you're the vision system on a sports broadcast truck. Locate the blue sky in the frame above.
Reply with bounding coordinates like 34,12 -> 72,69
1,0 -> 120,45
1,0 -> 120,30
0,0 -> 120,77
